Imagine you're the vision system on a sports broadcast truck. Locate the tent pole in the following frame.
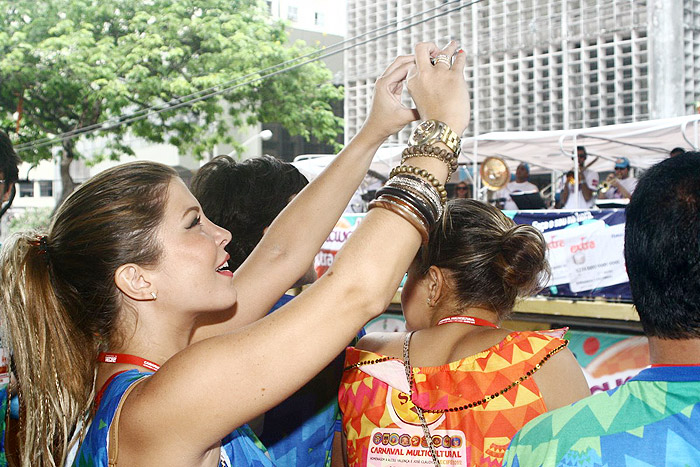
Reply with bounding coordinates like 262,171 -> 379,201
471,2 -> 480,200
551,171 -> 557,208
572,135 -> 580,209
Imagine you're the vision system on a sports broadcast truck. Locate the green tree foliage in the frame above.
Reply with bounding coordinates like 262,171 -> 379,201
0,0 -> 343,203
6,207 -> 53,236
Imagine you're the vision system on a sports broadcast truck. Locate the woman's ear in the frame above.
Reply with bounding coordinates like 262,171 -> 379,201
115,264 -> 155,301
426,265 -> 446,306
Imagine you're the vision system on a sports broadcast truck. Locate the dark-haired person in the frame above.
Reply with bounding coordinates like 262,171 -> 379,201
559,146 -> 599,209
191,155 -> 344,466
0,129 -> 20,467
191,155 -> 312,280
0,42 -> 469,466
670,146 -> 685,158
453,181 -> 470,199
504,153 -> 700,466
339,199 -> 590,467
0,130 -> 21,221
496,162 -> 538,210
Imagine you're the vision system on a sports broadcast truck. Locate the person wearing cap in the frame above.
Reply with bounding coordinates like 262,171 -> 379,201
604,157 -> 638,199
560,146 -> 599,209
496,162 -> 539,210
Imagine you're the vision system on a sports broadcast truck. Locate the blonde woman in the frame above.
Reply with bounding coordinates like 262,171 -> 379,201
0,42 -> 468,466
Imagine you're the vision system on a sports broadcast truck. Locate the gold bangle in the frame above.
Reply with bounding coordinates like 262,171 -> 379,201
385,175 -> 443,220
368,198 -> 430,244
389,165 -> 448,204
380,193 -> 431,229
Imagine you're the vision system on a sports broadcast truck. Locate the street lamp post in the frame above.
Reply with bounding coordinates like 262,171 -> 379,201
228,129 -> 273,158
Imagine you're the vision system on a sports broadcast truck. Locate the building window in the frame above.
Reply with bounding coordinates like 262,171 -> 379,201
39,180 -> 53,197
265,0 -> 272,14
315,11 -> 324,26
287,5 -> 297,21
18,181 -> 34,198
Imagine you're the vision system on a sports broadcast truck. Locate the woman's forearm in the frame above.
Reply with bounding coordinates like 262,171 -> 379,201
194,56 -> 420,338
258,128 -> 386,265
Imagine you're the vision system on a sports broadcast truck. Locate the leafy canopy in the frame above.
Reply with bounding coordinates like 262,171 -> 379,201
0,0 -> 344,167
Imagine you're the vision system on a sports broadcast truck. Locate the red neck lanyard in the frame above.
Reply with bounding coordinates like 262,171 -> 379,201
651,363 -> 700,368
436,315 -> 499,328
98,352 -> 161,372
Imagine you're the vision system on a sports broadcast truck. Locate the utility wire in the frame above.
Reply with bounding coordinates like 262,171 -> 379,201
16,0 -> 481,153
16,0 -> 466,151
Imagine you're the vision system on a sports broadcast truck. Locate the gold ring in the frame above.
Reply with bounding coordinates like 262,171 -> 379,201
431,54 -> 451,68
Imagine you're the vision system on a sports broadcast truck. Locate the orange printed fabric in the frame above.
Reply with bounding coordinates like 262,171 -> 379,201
338,330 -> 568,467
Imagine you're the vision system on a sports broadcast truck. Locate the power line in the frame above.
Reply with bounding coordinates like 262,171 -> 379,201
16,0 -> 467,151
16,0 -> 480,153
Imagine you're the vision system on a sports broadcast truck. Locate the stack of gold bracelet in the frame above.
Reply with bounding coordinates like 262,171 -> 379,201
400,144 -> 458,181
368,120 -> 460,244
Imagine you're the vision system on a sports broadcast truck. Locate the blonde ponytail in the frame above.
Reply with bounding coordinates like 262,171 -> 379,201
0,233 -> 96,466
1,162 -> 176,464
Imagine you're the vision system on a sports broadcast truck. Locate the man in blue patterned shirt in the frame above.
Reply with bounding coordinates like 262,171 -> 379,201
504,153 -> 700,466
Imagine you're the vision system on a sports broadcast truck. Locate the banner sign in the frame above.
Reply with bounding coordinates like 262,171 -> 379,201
314,213 -> 364,278
507,209 -> 631,300
316,209 -> 631,300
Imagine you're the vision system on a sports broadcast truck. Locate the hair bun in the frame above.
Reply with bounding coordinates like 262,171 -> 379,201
499,224 -> 550,295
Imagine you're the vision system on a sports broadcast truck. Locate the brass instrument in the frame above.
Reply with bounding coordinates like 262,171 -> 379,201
565,171 -> 575,185
598,173 -> 616,195
480,157 -> 510,191
565,156 -> 599,186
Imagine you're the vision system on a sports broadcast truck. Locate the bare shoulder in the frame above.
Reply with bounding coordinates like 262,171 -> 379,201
532,346 -> 591,411
356,331 -> 405,357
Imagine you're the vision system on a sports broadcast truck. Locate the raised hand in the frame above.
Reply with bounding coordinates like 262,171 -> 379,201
406,41 -> 470,135
361,55 -> 421,140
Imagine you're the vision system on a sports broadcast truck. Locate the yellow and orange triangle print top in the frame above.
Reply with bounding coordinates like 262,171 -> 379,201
338,329 -> 568,467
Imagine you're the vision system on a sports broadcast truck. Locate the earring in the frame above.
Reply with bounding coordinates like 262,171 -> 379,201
426,298 -> 432,307
150,292 -> 157,301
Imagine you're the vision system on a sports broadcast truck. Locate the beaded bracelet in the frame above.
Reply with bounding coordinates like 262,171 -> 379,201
388,173 -> 443,209
389,165 -> 448,204
386,175 -> 444,221
401,144 -> 458,180
375,186 -> 436,228
368,198 -> 430,244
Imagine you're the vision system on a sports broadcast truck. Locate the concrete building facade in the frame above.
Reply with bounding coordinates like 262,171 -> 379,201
344,0 -> 700,144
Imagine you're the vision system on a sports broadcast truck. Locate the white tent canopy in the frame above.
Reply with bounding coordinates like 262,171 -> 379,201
292,145 -> 404,183
460,114 -> 700,174
293,115 -> 700,183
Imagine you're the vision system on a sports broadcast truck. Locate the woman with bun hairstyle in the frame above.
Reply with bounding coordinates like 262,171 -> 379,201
0,42 -> 468,466
339,199 -> 590,467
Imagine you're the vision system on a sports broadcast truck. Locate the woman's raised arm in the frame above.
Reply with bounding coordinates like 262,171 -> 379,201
123,43 -> 471,463
193,54 -> 421,339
